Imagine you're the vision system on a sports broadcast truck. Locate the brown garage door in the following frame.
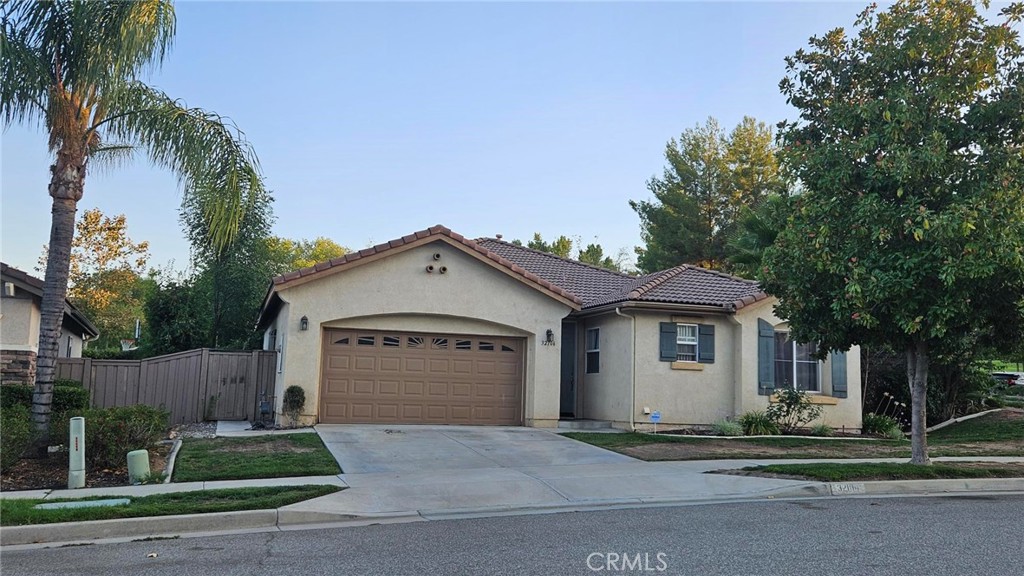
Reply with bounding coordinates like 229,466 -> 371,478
319,329 -> 524,425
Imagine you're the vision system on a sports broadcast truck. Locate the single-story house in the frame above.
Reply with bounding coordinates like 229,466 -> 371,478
1,262 -> 100,385
256,226 -> 862,431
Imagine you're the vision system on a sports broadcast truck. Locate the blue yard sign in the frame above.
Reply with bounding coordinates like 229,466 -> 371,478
650,411 -> 661,423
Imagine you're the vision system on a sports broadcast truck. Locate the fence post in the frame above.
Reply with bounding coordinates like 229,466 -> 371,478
82,357 -> 93,404
197,348 -> 211,421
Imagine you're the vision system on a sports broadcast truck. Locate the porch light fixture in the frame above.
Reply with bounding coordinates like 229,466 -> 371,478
544,329 -> 555,346
300,316 -> 309,331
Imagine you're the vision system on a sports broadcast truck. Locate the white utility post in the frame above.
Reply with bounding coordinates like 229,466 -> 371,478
68,416 -> 85,489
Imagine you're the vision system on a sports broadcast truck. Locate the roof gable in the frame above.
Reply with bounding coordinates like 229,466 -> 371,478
268,225 -> 582,309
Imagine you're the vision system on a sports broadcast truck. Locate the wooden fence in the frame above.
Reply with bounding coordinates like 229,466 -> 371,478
56,349 -> 277,425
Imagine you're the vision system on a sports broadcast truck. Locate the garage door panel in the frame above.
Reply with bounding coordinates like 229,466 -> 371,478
319,329 -> 523,425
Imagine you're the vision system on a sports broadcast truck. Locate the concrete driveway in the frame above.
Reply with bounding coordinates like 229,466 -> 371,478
276,425 -> 823,522
315,425 -> 633,474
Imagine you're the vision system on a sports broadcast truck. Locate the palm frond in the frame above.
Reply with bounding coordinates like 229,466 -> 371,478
87,143 -> 137,175
0,8 -> 50,128
96,82 -> 264,251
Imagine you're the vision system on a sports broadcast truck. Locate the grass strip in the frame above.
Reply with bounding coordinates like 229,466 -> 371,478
741,462 -> 1024,482
172,433 -> 341,482
0,485 -> 340,526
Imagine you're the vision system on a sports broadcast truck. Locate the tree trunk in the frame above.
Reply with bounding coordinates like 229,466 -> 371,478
906,340 -> 930,465
31,146 -> 86,455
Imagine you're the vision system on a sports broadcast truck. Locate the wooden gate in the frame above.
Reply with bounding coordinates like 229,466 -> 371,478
56,349 -> 277,424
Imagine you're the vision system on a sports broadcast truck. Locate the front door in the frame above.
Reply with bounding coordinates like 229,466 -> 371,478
559,320 -> 577,418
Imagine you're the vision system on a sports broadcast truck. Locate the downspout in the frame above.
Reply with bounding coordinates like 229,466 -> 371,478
615,307 -> 637,432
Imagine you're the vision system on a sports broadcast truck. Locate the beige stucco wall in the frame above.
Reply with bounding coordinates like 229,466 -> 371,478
586,298 -> 863,432
270,240 -> 574,427
578,313 -> 633,427
632,311 -> 737,428
732,298 -> 863,431
0,296 -> 40,351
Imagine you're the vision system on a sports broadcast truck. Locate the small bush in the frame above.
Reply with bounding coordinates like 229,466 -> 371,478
54,378 -> 83,388
884,426 -> 906,440
862,412 -> 901,437
711,420 -> 744,436
809,423 -> 834,437
0,405 -> 34,472
0,384 -> 90,413
50,406 -> 169,469
0,385 -> 33,410
738,411 -> 780,436
766,388 -> 824,433
282,386 -> 305,426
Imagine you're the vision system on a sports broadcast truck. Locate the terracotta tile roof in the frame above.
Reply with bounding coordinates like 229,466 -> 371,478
271,225 -> 583,307
266,226 -> 766,314
475,240 -> 766,311
474,238 -> 636,307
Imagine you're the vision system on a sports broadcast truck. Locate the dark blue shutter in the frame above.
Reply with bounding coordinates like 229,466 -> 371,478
757,319 -> 775,395
698,324 -> 715,364
659,323 -> 676,361
831,351 -> 848,398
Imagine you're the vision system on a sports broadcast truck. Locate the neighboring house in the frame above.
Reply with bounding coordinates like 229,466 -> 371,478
1,262 -> 100,385
257,226 -> 862,431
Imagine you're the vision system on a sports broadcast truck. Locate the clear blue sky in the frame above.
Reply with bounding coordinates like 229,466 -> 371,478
2,1 -> 872,275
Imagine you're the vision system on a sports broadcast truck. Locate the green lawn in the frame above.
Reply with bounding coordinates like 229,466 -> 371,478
561,411 -> 1023,460
172,433 -> 341,482
0,485 -> 340,526
738,462 -> 1024,482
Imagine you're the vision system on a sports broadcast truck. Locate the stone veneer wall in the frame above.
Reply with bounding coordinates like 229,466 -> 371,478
1,350 -> 37,385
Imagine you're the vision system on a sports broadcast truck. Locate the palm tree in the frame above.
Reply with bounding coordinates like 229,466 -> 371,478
1,0 -> 265,448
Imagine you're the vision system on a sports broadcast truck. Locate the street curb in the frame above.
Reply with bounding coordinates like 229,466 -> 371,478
759,477 -> 1024,499
4,479 -> 1023,547
0,510 -> 278,547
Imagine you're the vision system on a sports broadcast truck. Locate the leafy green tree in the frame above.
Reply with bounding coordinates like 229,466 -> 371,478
142,278 -> 210,356
525,233 -> 574,259
724,194 -> 790,279
38,208 -> 153,350
267,236 -> 348,276
576,243 -> 619,272
631,116 -> 783,273
1,0 -> 265,444
762,0 -> 1024,464
183,189 -> 273,350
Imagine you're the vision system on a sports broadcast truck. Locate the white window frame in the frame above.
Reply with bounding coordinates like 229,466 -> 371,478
675,324 -> 698,362
585,328 -> 600,374
774,332 -> 821,393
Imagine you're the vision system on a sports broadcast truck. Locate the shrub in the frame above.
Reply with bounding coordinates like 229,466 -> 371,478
0,385 -> 33,410
809,423 -> 834,437
282,385 -> 305,426
711,420 -> 744,436
54,378 -> 83,388
51,406 -> 169,469
884,426 -> 906,440
766,388 -> 823,433
738,411 -> 780,436
862,412 -> 901,437
0,384 -> 90,413
0,405 -> 34,472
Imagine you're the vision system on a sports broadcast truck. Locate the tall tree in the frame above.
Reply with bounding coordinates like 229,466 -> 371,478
183,189 -> 273,350
576,243 -> 620,272
524,233 -> 574,259
762,0 -> 1024,464
1,0 -> 265,445
266,236 -> 348,276
631,116 -> 783,273
38,208 -> 152,350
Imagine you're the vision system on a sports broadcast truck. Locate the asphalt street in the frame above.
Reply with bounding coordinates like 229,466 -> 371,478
2,495 -> 1022,576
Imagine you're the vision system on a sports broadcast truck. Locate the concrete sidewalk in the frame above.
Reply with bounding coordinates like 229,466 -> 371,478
3,420 -> 1023,547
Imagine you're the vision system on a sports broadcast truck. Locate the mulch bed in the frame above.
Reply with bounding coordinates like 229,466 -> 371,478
2,439 -> 172,492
